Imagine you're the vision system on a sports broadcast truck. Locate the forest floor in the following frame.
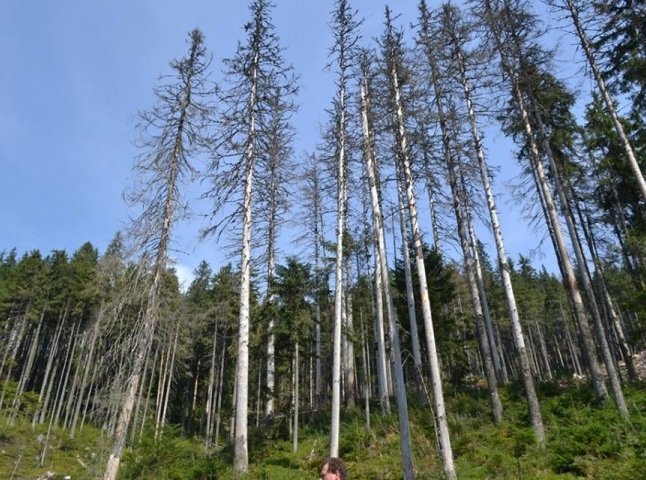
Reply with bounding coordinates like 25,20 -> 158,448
1,376 -> 646,479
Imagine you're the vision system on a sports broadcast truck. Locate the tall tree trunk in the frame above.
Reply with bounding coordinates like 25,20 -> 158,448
63,330 -> 87,429
215,335 -> 227,448
330,49 -> 347,461
104,30 -> 206,480
205,321 -> 219,446
159,321 -> 180,436
9,306 -> 45,424
576,199 -> 638,382
53,321 -> 79,426
395,162 -> 424,402
343,261 -> 356,409
292,341 -> 300,453
360,71 -> 415,479
469,222 -> 506,384
384,10 -> 456,477
33,302 -> 68,426
372,250 -> 391,414
480,0 -> 609,404
234,117 -> 255,474
449,20 -> 545,434
418,7 -> 503,422
534,112 -> 628,417
71,306 -> 102,437
265,200 -> 277,421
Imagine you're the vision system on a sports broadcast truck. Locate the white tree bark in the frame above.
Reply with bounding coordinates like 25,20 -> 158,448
234,70 -> 257,473
385,13 -> 456,476
480,0 -> 609,404
360,74 -> 415,480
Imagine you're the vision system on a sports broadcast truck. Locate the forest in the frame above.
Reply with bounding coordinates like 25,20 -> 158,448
2,0 -> 646,478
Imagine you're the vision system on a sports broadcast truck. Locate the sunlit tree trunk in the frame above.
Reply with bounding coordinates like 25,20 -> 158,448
328,0 -> 360,458
383,10 -> 455,478
394,160 -> 424,401
103,30 -> 210,480
441,0 -> 544,437
70,306 -> 102,437
417,3 -> 502,424
479,0 -> 609,405
360,62 -> 414,478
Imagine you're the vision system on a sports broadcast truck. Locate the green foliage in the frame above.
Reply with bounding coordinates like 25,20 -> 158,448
121,425 -> 219,480
2,384 -> 646,479
0,380 -> 39,420
0,417 -> 108,480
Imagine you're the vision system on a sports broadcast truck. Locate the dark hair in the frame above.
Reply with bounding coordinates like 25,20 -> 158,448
322,457 -> 347,480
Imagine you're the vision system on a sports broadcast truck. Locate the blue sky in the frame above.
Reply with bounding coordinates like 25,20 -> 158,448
1,0 -> 569,288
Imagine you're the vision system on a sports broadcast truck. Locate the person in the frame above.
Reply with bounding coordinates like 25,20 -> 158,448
320,457 -> 347,480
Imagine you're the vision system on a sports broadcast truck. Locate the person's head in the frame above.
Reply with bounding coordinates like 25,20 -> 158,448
320,457 -> 347,480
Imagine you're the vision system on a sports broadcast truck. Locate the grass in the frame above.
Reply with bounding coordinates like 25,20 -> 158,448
1,380 -> 645,479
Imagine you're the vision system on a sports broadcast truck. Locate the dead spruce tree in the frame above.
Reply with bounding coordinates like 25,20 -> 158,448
204,0 -> 296,473
381,9 -> 457,479
476,0 -> 629,416
428,1 -> 545,442
326,0 -> 362,458
103,29 -> 213,480
257,85 -> 296,422
359,48 -> 415,480
416,1 -> 504,426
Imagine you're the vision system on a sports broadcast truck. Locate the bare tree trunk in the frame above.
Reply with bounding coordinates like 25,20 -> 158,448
447,19 -> 544,435
481,0 -> 609,405
9,306 -> 45,424
292,342 -> 300,453
534,112 -> 628,417
0,313 -> 26,388
81,358 -> 98,433
159,321 -> 180,436
71,306 -> 102,437
419,11 -> 503,422
360,70 -> 415,479
53,321 -> 79,426
33,302 -> 68,426
534,320 -> 553,380
265,218 -> 277,421
328,0 -> 360,456
132,346 -> 155,443
395,163 -> 424,402
155,329 -> 172,438
561,303 -> 583,376
104,30 -> 208,480
469,223 -> 506,384
205,322 -> 219,446
63,332 -> 87,429
384,11 -> 455,476
373,248 -> 391,415
580,205 -> 638,381
214,335 -> 227,448
359,303 -> 371,428
526,328 -> 541,379
343,263 -> 356,408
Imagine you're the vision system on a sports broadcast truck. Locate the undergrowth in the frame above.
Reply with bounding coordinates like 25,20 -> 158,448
1,380 -> 645,479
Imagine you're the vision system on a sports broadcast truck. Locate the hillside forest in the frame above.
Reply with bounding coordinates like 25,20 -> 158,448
2,0 -> 646,479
